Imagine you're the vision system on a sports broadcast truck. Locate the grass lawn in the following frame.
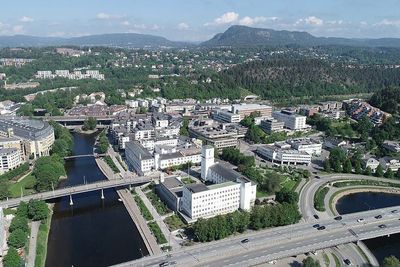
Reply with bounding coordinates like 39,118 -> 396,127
181,177 -> 195,184
134,195 -> 153,221
35,210 -> 52,267
281,178 -> 297,192
256,189 -> 270,198
103,156 -> 120,174
164,215 -> 185,231
146,190 -> 171,216
9,174 -> 36,198
148,221 -> 167,244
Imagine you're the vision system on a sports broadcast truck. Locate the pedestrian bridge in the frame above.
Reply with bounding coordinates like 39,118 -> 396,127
0,176 -> 154,208
63,154 -> 106,160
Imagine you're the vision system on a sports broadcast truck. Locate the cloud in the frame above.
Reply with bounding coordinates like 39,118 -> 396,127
296,16 -> 324,26
96,12 -> 124,20
205,12 -> 274,27
177,22 -> 190,30
375,19 -> 400,27
20,16 -> 34,23
121,20 -> 130,26
239,16 -> 267,26
205,12 -> 239,26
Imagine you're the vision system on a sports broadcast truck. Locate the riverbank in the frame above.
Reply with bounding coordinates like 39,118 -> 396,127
330,187 -> 400,214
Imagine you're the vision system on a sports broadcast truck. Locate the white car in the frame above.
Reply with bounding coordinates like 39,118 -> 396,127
357,218 -> 365,223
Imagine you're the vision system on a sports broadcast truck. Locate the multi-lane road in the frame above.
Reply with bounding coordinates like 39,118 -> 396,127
114,206 -> 400,267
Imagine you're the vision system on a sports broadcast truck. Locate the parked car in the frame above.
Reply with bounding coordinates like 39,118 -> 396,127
379,224 -> 387,229
334,216 -> 342,221
357,218 -> 365,223
313,224 -> 320,228
317,226 -> 326,230
313,214 -> 320,219
344,259 -> 352,265
241,238 -> 249,243
375,215 -> 382,219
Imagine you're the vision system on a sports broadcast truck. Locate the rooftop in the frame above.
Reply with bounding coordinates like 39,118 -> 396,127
186,183 -> 209,193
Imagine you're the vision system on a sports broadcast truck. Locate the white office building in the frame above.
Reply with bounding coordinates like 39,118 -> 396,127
180,146 -> 256,221
212,109 -> 241,123
260,118 -> 285,133
272,110 -> 308,130
125,141 -> 154,176
287,138 -> 322,156
256,145 -> 312,166
155,148 -> 202,170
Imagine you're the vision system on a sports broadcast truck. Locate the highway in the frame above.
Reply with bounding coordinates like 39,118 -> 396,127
0,176 -> 153,208
113,206 -> 400,267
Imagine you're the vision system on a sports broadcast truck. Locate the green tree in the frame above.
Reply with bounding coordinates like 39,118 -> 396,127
375,164 -> 385,177
364,166 -> 372,176
354,160 -> 362,174
9,216 -> 28,233
179,117 -> 189,136
384,168 -> 394,179
302,257 -> 321,267
323,160 -> 331,172
3,247 -> 21,267
82,117 -> 97,131
0,180 -> 10,200
28,200 -> 49,221
275,189 -> 299,204
343,159 -> 353,173
397,169 -> 400,179
383,256 -> 400,267
7,228 -> 27,248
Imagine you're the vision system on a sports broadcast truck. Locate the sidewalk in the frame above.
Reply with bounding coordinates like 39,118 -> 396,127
26,221 -> 40,267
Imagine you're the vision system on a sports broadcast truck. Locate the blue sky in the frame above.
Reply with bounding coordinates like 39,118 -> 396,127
1,0 -> 400,41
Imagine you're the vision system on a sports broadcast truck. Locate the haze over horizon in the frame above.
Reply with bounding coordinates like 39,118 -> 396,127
1,0 -> 400,42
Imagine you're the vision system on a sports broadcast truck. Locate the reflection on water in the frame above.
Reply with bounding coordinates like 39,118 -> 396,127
45,132 -> 148,267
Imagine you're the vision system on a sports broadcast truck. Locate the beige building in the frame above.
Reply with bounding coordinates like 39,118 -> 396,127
0,119 -> 54,159
0,148 -> 22,175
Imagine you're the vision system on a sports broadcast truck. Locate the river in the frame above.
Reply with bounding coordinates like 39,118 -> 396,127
45,132 -> 148,267
336,192 -> 400,264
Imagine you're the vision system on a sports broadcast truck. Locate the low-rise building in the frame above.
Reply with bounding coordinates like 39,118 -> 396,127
155,148 -> 201,170
231,103 -> 272,120
363,157 -> 380,172
287,138 -> 322,156
256,144 -> 312,166
212,109 -> 241,123
382,141 -> 400,153
379,157 -> 400,172
260,118 -> 285,133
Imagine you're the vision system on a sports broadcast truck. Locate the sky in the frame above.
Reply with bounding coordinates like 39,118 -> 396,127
1,0 -> 400,41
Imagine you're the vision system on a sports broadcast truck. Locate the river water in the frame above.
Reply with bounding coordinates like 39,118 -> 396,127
336,192 -> 400,264
45,132 -> 148,267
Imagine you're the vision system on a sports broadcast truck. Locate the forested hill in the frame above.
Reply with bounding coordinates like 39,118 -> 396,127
202,25 -> 400,48
369,87 -> 400,114
219,59 -> 400,99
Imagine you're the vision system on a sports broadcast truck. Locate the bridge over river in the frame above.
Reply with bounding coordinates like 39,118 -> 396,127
0,176 -> 153,208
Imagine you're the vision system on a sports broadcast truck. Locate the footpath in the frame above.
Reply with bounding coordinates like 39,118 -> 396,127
26,221 -> 40,267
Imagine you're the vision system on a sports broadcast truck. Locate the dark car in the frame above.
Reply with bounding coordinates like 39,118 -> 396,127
391,209 -> 398,213
334,216 -> 342,221
375,215 -> 382,219
314,214 -> 320,219
344,259 -> 352,265
241,238 -> 249,243
159,262 -> 169,267
379,224 -> 387,229
317,226 -> 326,230
313,224 -> 320,228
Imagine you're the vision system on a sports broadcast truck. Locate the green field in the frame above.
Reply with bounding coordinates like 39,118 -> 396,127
9,174 -> 36,197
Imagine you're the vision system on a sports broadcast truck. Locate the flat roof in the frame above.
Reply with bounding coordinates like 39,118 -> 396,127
186,183 -> 209,193
207,181 -> 238,190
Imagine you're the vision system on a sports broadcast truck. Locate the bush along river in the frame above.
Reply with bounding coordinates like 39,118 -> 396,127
45,131 -> 148,267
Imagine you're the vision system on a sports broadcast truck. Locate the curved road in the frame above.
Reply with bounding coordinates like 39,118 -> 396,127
299,173 -> 400,266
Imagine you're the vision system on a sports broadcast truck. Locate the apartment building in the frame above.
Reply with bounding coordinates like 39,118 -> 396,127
125,141 -> 154,176
260,118 -> 285,133
272,110 -> 308,130
0,148 -> 22,175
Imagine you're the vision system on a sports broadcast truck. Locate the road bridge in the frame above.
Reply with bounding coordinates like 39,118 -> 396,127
63,154 -> 106,160
114,206 -> 400,267
0,176 -> 154,208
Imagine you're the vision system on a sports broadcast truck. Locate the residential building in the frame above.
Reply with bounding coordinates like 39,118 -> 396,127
125,141 -> 154,176
0,148 -> 22,175
382,141 -> 400,153
272,110 -> 308,130
363,157 -> 380,172
379,157 -> 400,172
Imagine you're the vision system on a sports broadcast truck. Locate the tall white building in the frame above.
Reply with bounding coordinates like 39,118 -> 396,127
272,110 -> 308,130
181,146 -> 256,221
